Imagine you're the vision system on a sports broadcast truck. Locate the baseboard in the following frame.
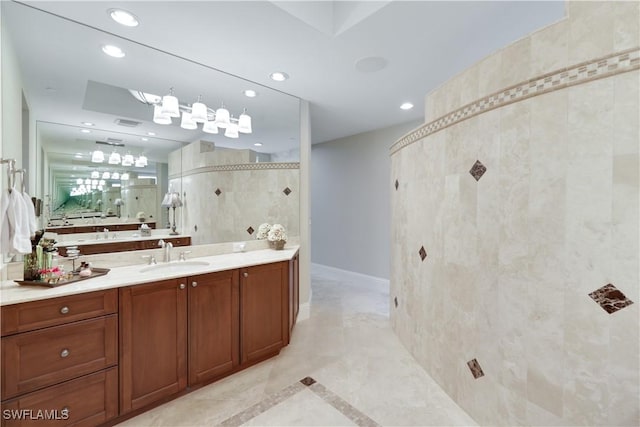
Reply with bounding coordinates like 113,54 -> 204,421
297,301 -> 310,322
311,263 -> 389,292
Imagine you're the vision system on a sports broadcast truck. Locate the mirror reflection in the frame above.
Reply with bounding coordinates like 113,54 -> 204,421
2,1 -> 301,252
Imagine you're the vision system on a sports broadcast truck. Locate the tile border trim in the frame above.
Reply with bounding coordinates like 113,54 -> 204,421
390,47 -> 640,156
219,377 -> 381,427
169,162 -> 300,179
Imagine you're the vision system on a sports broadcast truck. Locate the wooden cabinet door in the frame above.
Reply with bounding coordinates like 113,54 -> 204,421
119,279 -> 187,413
188,270 -> 239,386
240,262 -> 288,363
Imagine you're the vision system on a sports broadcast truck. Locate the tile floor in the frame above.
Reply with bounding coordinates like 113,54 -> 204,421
118,266 -> 477,426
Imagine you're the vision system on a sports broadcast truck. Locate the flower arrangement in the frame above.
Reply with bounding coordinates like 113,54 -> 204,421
256,223 -> 271,240
267,224 -> 287,242
136,211 -> 146,222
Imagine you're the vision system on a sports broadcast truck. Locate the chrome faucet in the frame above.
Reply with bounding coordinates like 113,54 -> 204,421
103,228 -> 109,239
158,239 -> 173,262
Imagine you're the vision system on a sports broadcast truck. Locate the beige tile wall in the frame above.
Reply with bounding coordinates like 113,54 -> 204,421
391,2 -> 639,425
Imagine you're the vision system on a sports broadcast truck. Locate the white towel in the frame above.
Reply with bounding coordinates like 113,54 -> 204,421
9,187 -> 32,254
21,191 -> 37,237
0,190 -> 12,255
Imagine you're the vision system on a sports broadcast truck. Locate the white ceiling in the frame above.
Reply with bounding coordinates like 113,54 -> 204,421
4,0 -> 565,162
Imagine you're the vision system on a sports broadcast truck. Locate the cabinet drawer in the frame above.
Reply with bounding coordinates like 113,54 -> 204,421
1,367 -> 118,427
2,316 -> 118,399
1,290 -> 117,336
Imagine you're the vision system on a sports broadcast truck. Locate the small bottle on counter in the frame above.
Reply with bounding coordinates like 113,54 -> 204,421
79,262 -> 92,277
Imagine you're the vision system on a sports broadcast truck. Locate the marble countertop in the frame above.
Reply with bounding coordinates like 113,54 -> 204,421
46,220 -> 156,229
54,231 -> 192,247
0,246 -> 299,306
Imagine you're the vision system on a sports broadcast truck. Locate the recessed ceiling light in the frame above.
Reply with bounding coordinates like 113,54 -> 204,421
147,132 -> 156,136
254,142 -> 263,147
80,129 -> 91,133
400,102 -> 414,110
141,137 -> 149,141
243,89 -> 258,98
109,9 -> 139,27
270,72 -> 289,82
81,122 -> 95,126
102,44 -> 125,58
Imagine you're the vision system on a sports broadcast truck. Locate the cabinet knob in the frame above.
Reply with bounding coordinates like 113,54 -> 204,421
243,272 -> 248,278
191,281 -> 198,288
60,349 -> 70,358
179,284 -> 186,290
60,306 -> 70,314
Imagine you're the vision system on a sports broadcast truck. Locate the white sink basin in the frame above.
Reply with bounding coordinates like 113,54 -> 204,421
140,261 -> 210,274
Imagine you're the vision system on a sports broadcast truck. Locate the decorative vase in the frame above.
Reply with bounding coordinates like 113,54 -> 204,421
273,240 -> 286,250
23,252 -> 39,281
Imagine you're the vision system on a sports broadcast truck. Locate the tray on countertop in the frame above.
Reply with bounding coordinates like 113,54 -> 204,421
15,268 -> 111,288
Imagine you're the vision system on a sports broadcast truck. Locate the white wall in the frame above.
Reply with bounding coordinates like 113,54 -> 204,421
311,120 -> 420,279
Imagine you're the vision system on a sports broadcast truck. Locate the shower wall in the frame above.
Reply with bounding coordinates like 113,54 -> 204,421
390,2 -> 639,425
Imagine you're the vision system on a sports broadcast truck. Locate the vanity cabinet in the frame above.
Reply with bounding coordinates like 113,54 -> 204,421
240,262 -> 289,363
119,279 -> 188,413
188,270 -> 240,385
56,236 -> 191,257
0,289 -> 119,426
49,222 -> 156,235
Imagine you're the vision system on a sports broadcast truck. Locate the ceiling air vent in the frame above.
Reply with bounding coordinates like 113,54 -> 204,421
115,118 -> 141,127
96,140 -> 125,147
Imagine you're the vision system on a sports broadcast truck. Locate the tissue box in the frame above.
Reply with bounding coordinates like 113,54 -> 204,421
140,227 -> 151,236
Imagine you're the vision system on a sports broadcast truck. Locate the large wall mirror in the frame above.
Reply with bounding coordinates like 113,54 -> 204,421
2,2 -> 301,249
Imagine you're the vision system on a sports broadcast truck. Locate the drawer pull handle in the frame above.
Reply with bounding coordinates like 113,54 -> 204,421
179,284 -> 186,290
243,272 -> 249,278
60,306 -> 70,314
60,349 -> 70,358
192,281 -> 198,288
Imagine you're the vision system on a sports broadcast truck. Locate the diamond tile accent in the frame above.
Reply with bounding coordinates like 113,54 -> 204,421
469,160 -> 487,181
283,187 -> 292,196
214,188 -> 222,196
467,359 -> 485,379
246,226 -> 255,235
394,179 -> 399,190
300,376 -> 316,386
589,283 -> 634,314
394,297 -> 398,308
419,246 -> 427,262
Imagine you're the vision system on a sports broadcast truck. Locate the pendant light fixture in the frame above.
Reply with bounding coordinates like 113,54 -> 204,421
214,103 -> 230,129
91,150 -> 105,163
161,88 -> 180,118
180,112 -> 197,130
91,170 -> 100,179
224,121 -> 239,139
122,154 -> 134,166
102,172 -> 111,179
136,87 -> 253,138
137,155 -> 148,167
108,151 -> 121,165
238,108 -> 252,134
190,96 -> 208,123
111,172 -> 120,180
202,120 -> 219,134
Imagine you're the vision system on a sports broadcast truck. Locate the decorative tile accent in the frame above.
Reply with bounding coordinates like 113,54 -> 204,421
588,283 -> 634,314
394,297 -> 398,308
219,382 -> 305,426
300,376 -> 316,386
469,160 -> 487,181
214,188 -> 222,196
283,187 -> 292,196
220,378 -> 381,427
309,382 -> 381,427
395,179 -> 399,190
390,47 -> 640,156
467,358 -> 485,379
246,226 -> 254,235
171,162 -> 300,179
419,246 -> 427,261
